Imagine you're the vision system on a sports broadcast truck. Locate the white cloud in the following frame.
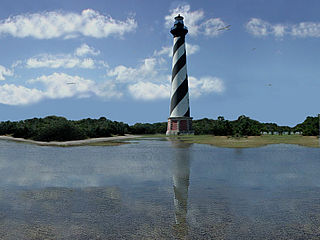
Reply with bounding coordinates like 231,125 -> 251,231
24,44 -> 106,69
107,44 -> 224,100
28,72 -> 98,99
165,4 -> 225,37
189,76 -> 225,98
98,60 -> 109,68
202,18 -> 226,37
27,72 -> 121,100
0,69 -> 224,105
273,24 -> 287,37
0,9 -> 137,39
246,18 -> 320,38
154,46 -> 172,57
107,56 -> 170,100
75,43 -> 100,56
186,43 -> 200,55
246,18 -> 270,37
26,54 -> 96,69
80,58 -> 95,69
11,60 -> 22,69
154,43 -> 199,57
128,81 -> 170,100
0,65 -> 13,80
94,81 -> 121,99
0,84 -> 43,105
0,72 -> 123,106
291,22 -> 320,37
0,40 -> 223,105
107,57 -> 159,83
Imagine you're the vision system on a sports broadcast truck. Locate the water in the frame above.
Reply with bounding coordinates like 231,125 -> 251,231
0,139 -> 320,239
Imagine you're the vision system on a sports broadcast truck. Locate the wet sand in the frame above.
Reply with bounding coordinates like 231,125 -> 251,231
0,135 -> 141,146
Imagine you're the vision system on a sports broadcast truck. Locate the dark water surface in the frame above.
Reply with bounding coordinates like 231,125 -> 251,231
0,139 -> 320,239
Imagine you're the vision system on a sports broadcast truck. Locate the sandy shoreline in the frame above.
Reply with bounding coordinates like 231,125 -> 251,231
0,135 -> 142,146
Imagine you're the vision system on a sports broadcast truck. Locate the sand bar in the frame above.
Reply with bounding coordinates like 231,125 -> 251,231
0,135 -> 141,146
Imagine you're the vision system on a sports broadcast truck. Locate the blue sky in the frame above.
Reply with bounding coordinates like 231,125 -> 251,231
0,0 -> 320,126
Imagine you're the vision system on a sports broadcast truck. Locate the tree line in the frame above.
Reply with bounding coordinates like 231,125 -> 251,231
130,115 -> 319,136
0,115 -> 318,141
0,116 -> 129,141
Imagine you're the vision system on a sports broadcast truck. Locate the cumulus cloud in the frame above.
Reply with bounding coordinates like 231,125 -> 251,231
107,57 -> 159,83
80,58 -> 95,69
0,72 -> 122,106
107,52 -> 224,100
26,54 -> 96,69
165,4 -> 225,37
28,72 -> 98,99
0,9 -> 137,39
245,18 -> 271,37
291,22 -> 320,37
107,56 -> 170,100
0,43 -> 223,105
189,76 -> 225,98
30,72 -> 121,99
75,43 -> 100,56
0,70 -> 225,105
24,44 -> 104,69
0,65 -> 13,80
106,43 -> 224,100
128,82 -> 170,100
127,75 -> 225,101
246,18 -> 320,38
186,43 -> 200,55
0,84 -> 43,105
154,46 -> 172,57
273,24 -> 287,37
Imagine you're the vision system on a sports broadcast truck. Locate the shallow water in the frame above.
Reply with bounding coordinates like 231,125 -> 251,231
0,139 -> 320,239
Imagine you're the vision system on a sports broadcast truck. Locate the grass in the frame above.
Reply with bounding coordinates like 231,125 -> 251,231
142,134 -> 320,148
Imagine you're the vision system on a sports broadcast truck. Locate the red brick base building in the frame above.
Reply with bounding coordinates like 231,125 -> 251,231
166,117 -> 194,135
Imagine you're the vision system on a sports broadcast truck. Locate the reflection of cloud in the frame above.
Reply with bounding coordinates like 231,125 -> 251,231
0,140 -> 171,188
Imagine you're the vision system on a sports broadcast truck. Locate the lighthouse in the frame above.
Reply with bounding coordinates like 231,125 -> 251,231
166,15 -> 193,135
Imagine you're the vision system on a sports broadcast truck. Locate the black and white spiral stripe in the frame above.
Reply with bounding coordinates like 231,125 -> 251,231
170,35 -> 190,118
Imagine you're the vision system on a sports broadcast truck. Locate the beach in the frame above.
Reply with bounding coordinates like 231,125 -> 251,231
0,135 -> 141,147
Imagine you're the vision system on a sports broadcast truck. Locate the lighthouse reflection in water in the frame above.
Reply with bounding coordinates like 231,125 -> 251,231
171,140 -> 191,238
